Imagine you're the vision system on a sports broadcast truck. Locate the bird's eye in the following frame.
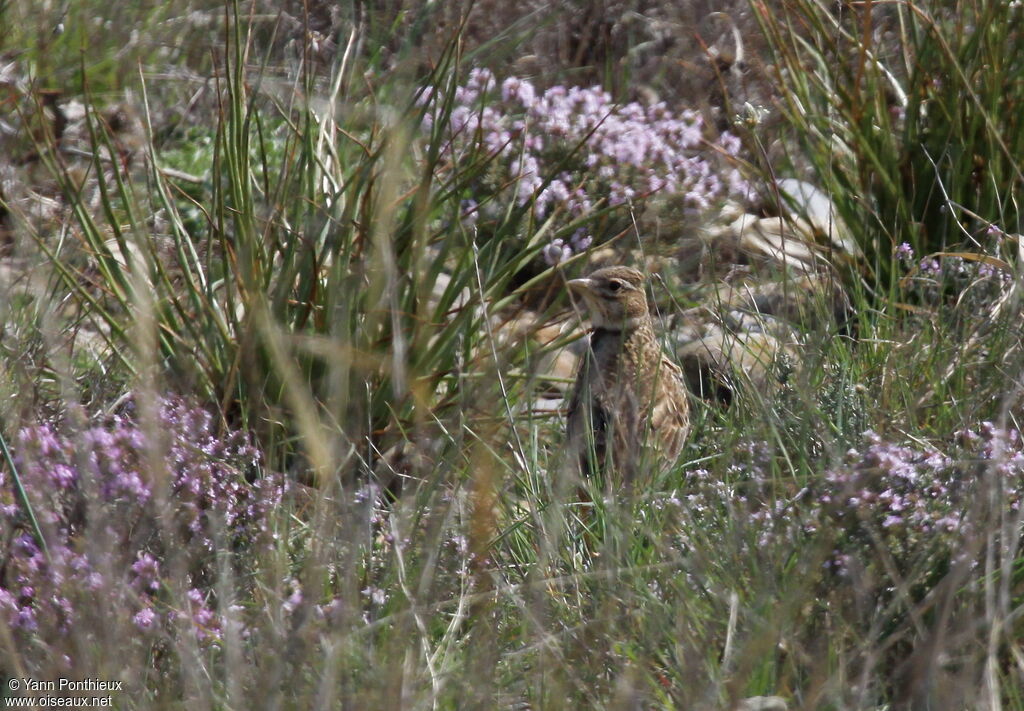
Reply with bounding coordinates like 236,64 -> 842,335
608,280 -> 623,292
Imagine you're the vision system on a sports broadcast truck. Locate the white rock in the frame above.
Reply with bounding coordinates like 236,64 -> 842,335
736,695 -> 788,711
776,178 -> 860,258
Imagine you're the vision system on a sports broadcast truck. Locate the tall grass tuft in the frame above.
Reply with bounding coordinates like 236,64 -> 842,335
747,0 -> 1024,707
751,0 -> 1024,284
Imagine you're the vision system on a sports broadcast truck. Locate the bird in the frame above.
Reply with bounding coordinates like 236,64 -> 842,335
565,266 -> 691,482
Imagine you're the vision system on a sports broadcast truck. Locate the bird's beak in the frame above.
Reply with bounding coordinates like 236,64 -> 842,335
567,277 -> 594,294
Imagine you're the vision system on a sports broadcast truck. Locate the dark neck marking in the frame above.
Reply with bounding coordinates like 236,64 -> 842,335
591,316 -> 650,338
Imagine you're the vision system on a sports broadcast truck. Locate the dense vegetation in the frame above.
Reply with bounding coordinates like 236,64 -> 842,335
1,1 -> 1022,708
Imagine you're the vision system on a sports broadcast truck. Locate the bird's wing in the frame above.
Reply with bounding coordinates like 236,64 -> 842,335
649,356 -> 691,459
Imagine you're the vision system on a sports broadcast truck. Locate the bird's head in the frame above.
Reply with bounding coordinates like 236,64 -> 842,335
567,266 -> 650,331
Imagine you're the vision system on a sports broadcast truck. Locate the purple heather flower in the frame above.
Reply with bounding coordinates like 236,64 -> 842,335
978,262 -> 1000,279
133,607 -> 158,631
718,131 -> 742,155
449,106 -> 475,136
3,395 -> 276,639
15,605 -> 38,632
466,67 -> 495,93
609,182 -> 636,205
896,242 -> 914,260
935,515 -> 960,532
12,534 -> 40,559
542,239 -> 573,266
185,588 -> 220,641
428,71 -> 750,250
192,607 -> 218,640
501,76 -> 536,107
569,229 -> 592,252
83,572 -> 104,591
130,553 -> 161,594
677,425 -> 1024,591
545,179 -> 570,204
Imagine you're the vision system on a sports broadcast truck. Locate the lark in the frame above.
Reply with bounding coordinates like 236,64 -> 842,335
566,266 -> 691,480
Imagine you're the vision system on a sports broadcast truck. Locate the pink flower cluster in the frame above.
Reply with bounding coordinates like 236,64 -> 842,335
682,424 -> 1024,579
421,68 -> 750,264
0,397 -> 284,644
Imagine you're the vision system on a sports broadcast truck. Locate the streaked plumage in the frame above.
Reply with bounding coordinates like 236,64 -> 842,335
566,266 -> 691,480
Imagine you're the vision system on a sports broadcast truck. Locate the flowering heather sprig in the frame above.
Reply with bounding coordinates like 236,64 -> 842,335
132,606 -> 159,632
0,396 -> 283,644
918,257 -> 942,276
130,553 -> 161,594
822,430 -> 960,539
809,426 -> 1024,576
899,249 -> 1015,319
422,68 -> 750,264
185,588 -> 221,643
683,425 -> 1024,579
